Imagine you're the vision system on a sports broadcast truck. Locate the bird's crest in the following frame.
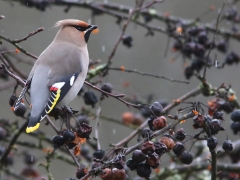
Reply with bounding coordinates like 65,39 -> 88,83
54,19 -> 89,28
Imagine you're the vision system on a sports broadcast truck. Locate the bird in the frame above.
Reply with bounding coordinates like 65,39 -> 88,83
13,19 -> 98,133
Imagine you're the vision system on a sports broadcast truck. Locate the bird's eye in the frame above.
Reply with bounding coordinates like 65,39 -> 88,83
73,26 -> 88,32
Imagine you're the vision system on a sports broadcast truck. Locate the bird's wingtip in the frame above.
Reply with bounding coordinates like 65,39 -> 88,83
26,123 -> 40,133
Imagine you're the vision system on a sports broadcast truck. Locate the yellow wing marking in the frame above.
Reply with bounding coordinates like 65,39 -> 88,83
47,89 -> 61,114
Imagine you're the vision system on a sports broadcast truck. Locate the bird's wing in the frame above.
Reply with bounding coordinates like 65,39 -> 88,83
38,72 -> 80,121
13,70 -> 34,111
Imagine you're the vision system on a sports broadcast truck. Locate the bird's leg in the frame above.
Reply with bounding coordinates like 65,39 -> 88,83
61,105 -> 79,129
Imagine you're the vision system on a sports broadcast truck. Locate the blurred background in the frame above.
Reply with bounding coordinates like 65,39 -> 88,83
1,0 -> 240,179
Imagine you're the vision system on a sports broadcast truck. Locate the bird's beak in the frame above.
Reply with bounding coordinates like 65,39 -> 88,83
89,25 -> 98,34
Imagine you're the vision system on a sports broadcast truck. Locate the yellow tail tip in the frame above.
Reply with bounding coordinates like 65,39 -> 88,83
26,123 -> 40,133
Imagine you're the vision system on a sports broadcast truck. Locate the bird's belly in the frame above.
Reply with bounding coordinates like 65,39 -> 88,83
57,72 -> 86,107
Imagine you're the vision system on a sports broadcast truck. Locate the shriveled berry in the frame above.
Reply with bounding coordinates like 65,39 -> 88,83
159,136 -> 175,150
63,130 -> 75,142
122,35 -> 133,48
207,137 -> 218,151
14,103 -> 26,117
222,140 -> 233,153
76,166 -> 87,179
132,150 -> 146,163
153,116 -> 167,130
100,83 -> 113,93
154,142 -> 167,156
100,168 -> 115,180
112,168 -> 126,180
141,141 -> 155,155
209,119 -> 225,135
21,167 -> 39,178
126,158 -> 138,171
175,128 -> 186,141
83,91 -> 98,107
146,152 -> 160,168
9,94 -> 17,106
179,151 -> 193,165
93,149 -> 105,159
76,123 -> 92,140
112,155 -> 125,169
52,135 -> 64,148
173,142 -> 185,156
231,109 -> 240,122
136,163 -> 151,179
230,122 -> 240,135
150,102 -> 163,117
193,114 -> 205,129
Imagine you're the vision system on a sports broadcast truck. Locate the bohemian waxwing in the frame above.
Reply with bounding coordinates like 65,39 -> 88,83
13,19 -> 98,133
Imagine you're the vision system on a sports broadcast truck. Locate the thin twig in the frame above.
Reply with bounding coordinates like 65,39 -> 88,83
94,107 -> 101,150
109,67 -> 189,84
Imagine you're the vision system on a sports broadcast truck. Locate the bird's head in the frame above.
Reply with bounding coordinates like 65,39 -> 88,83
54,19 -> 98,45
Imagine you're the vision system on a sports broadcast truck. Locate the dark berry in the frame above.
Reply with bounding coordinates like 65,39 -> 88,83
93,149 -> 105,159
76,167 -> 87,179
63,130 -> 75,142
224,6 -> 237,21
0,127 -> 7,140
24,152 -> 36,165
173,142 -> 185,156
136,163 -> 151,179
218,101 -> 235,114
207,137 -> 218,151
112,155 -> 125,169
132,150 -> 146,163
197,31 -> 208,45
184,66 -> 194,79
141,128 -> 153,139
182,42 -> 195,58
209,119 -> 225,135
150,102 -> 163,117
230,122 -> 240,135
76,123 -> 92,140
83,91 -> 98,107
216,40 -> 228,53
179,151 -> 193,165
76,115 -> 89,125
122,35 -> 133,48
190,58 -> 205,72
187,27 -> 200,37
147,117 -> 155,131
172,40 -> 183,51
9,94 -> 17,106
52,135 -> 65,148
175,128 -> 186,141
222,140 -> 233,153
225,52 -> 240,65
142,13 -> 153,23
193,114 -> 205,129
126,158 -> 138,171
193,43 -> 205,57
48,107 -> 61,120
100,83 -> 113,93
14,103 -> 26,117
66,142 -> 76,149
154,142 -> 167,156
231,109 -> 240,122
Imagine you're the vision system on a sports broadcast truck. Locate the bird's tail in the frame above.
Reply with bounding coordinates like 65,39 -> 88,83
26,115 -> 41,133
